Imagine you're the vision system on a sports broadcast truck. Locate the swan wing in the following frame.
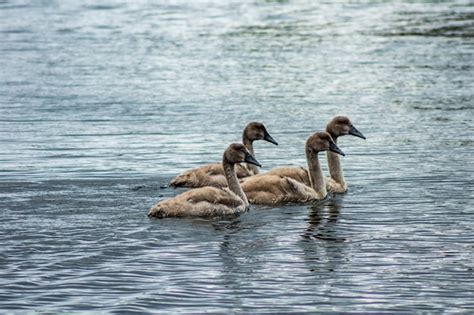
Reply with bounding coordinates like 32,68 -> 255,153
235,163 -> 253,178
265,166 -> 311,186
169,163 -> 227,188
149,187 -> 245,218
241,174 -> 319,205
325,177 -> 347,193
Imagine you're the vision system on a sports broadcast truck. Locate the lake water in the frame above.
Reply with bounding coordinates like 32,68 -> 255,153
1,0 -> 473,312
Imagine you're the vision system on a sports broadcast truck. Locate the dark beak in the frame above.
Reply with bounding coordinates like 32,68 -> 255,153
263,130 -> 278,145
349,125 -> 366,140
244,152 -> 262,167
329,142 -> 345,156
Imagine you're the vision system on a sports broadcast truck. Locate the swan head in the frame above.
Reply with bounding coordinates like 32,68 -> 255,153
225,143 -> 262,167
326,116 -> 366,140
306,132 -> 345,156
243,122 -> 278,145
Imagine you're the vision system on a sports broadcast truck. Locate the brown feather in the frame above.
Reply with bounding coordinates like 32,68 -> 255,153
169,163 -> 252,188
168,122 -> 275,189
325,177 -> 347,193
241,174 -> 322,205
264,166 -> 311,186
262,166 -> 346,193
240,132 -> 338,205
148,187 -> 246,218
150,143 -> 255,218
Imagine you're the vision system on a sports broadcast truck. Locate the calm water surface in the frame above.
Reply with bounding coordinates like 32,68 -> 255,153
1,0 -> 473,313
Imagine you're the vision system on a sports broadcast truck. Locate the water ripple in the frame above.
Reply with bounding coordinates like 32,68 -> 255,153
1,0 -> 473,313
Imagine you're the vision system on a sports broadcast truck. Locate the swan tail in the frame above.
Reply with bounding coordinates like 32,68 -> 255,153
169,172 -> 193,188
148,204 -> 168,218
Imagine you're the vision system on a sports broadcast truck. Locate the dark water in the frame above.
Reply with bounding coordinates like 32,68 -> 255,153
1,0 -> 473,312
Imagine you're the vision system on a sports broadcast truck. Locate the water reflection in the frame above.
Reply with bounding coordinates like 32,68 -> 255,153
300,197 -> 348,273
302,197 -> 344,243
217,216 -> 265,268
216,215 -> 269,308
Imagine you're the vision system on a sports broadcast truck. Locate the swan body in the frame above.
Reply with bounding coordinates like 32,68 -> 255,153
241,132 -> 344,205
148,186 -> 246,218
262,116 -> 365,193
149,143 -> 261,218
169,122 -> 277,188
242,173 -> 322,204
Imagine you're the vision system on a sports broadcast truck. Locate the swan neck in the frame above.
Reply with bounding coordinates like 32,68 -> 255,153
326,134 -> 345,185
223,156 -> 249,206
242,136 -> 258,175
306,149 -> 327,197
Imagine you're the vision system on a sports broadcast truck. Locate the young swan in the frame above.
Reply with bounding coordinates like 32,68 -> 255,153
169,122 -> 277,188
264,116 -> 365,193
240,132 -> 345,205
325,116 -> 365,192
148,143 -> 262,218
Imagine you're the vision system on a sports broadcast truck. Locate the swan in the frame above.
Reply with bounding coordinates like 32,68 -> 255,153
240,132 -> 345,205
148,143 -> 261,218
325,116 -> 365,192
263,116 -> 365,193
169,122 -> 277,188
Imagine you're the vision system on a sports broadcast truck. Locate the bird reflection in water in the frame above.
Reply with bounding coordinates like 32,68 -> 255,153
302,198 -> 345,242
300,197 -> 348,273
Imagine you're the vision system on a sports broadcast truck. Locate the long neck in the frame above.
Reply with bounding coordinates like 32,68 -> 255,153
242,136 -> 258,175
223,156 -> 249,207
306,149 -> 327,198
326,133 -> 345,186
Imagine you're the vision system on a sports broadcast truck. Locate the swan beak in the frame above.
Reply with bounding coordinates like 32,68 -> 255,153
349,125 -> 366,139
263,130 -> 278,145
244,152 -> 262,167
329,142 -> 345,156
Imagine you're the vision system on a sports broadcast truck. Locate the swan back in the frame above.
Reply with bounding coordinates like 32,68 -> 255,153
241,174 -> 320,204
263,166 -> 311,187
149,187 -> 246,218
